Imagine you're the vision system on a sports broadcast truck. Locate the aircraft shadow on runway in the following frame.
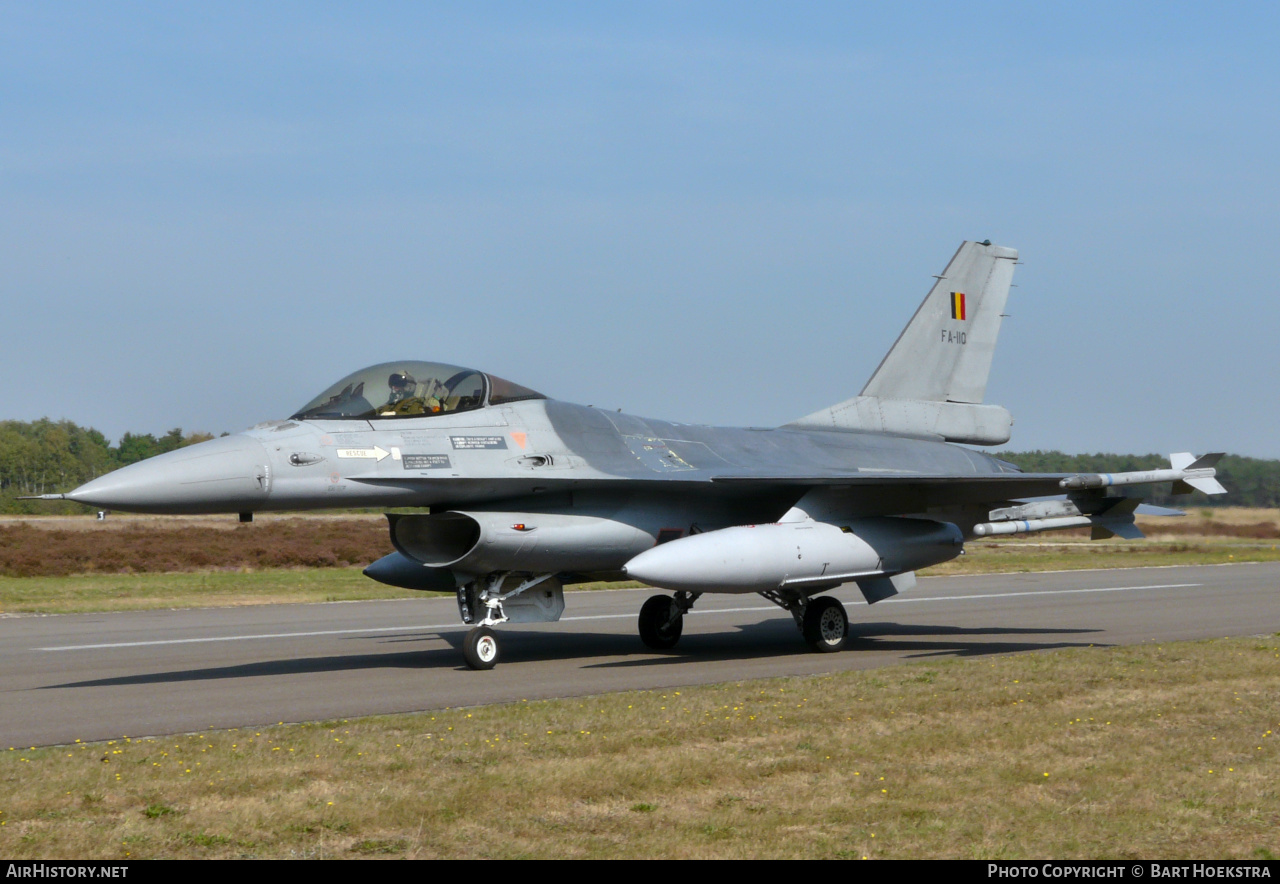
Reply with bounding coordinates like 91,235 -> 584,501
585,620 -> 1107,669
42,620 -> 1105,689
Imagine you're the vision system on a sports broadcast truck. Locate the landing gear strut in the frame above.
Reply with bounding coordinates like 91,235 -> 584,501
638,591 -> 699,650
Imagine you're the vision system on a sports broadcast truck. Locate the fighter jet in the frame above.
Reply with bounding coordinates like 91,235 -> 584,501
50,241 -> 1225,669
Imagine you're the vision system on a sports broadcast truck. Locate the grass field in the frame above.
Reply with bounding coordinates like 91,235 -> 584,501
1,636 -> 1276,859
0,569 -> 422,614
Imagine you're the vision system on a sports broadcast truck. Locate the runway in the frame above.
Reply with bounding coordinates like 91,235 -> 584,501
2,562 -> 1277,747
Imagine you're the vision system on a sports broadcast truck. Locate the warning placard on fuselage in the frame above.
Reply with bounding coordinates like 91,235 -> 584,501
403,454 -> 452,470
450,436 -> 508,450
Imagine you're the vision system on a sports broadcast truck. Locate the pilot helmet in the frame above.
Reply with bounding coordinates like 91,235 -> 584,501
388,370 -> 415,390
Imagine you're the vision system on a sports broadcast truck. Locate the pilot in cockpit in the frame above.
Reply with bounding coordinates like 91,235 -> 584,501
386,370 -> 416,405
380,369 -> 444,415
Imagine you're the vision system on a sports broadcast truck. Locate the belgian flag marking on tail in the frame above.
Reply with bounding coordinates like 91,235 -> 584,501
950,291 -> 966,321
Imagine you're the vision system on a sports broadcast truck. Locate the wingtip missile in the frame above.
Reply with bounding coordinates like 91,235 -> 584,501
1058,452 -> 1226,496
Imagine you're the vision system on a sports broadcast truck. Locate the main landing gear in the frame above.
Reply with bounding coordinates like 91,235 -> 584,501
638,591 -> 700,650
457,575 -> 853,667
757,590 -> 850,652
637,590 -> 850,653
800,595 -> 849,653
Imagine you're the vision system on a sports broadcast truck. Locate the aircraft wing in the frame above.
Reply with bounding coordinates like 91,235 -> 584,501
709,471 -> 1073,507
347,452 -> 1224,509
711,452 -> 1225,508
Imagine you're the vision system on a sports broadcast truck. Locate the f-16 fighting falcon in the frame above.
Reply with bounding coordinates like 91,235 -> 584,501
45,242 -> 1225,669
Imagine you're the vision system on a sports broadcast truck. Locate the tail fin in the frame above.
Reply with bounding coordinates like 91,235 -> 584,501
862,240 -> 1018,404
786,241 -> 1018,445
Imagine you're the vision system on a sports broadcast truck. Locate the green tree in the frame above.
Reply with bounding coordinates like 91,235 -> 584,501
114,432 -> 161,466
0,420 -> 222,512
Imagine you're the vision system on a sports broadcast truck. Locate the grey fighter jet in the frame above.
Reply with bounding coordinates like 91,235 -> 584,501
51,242 -> 1225,669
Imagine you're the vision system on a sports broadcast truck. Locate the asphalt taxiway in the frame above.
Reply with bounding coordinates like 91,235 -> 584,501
2,562 -> 1277,747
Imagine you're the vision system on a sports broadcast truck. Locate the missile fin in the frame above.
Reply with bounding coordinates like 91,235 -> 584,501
1184,452 -> 1224,471
1173,476 -> 1228,496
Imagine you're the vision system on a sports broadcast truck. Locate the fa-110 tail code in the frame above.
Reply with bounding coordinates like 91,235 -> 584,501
862,239 -> 1018,405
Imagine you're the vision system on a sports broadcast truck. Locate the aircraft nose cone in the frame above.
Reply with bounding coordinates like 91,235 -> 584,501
66,434 -> 272,514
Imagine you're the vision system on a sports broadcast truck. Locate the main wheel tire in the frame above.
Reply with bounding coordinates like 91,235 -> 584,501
463,626 -> 500,670
638,594 -> 683,650
802,596 -> 848,653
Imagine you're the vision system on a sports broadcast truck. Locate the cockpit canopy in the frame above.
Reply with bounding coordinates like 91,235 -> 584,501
291,361 -> 546,421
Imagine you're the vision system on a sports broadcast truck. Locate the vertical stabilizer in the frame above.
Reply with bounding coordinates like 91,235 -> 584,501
785,241 -> 1018,444
861,240 -> 1018,404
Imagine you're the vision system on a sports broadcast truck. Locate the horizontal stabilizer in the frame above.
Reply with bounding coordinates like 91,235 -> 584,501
1089,498 -> 1143,540
1135,503 -> 1185,517
1092,519 -> 1144,540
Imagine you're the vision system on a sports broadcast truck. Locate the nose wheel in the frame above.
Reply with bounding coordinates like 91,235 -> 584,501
463,626 -> 500,670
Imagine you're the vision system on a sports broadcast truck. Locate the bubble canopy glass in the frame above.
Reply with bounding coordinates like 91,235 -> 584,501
290,361 -> 546,421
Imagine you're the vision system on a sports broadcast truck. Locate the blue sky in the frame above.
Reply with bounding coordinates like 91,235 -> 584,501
3,2 -> 1278,457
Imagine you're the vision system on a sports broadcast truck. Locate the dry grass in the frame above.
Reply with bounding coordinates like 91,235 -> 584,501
923,537 -> 1280,577
1,637 -> 1276,859
0,569 -> 427,614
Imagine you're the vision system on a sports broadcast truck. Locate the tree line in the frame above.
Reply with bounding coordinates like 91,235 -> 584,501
0,419 -> 215,513
1,418 -> 1277,513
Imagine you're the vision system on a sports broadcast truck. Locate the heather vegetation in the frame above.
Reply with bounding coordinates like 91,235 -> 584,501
0,518 -> 391,578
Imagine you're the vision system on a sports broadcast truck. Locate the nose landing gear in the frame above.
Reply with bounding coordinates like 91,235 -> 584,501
458,573 -> 560,670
